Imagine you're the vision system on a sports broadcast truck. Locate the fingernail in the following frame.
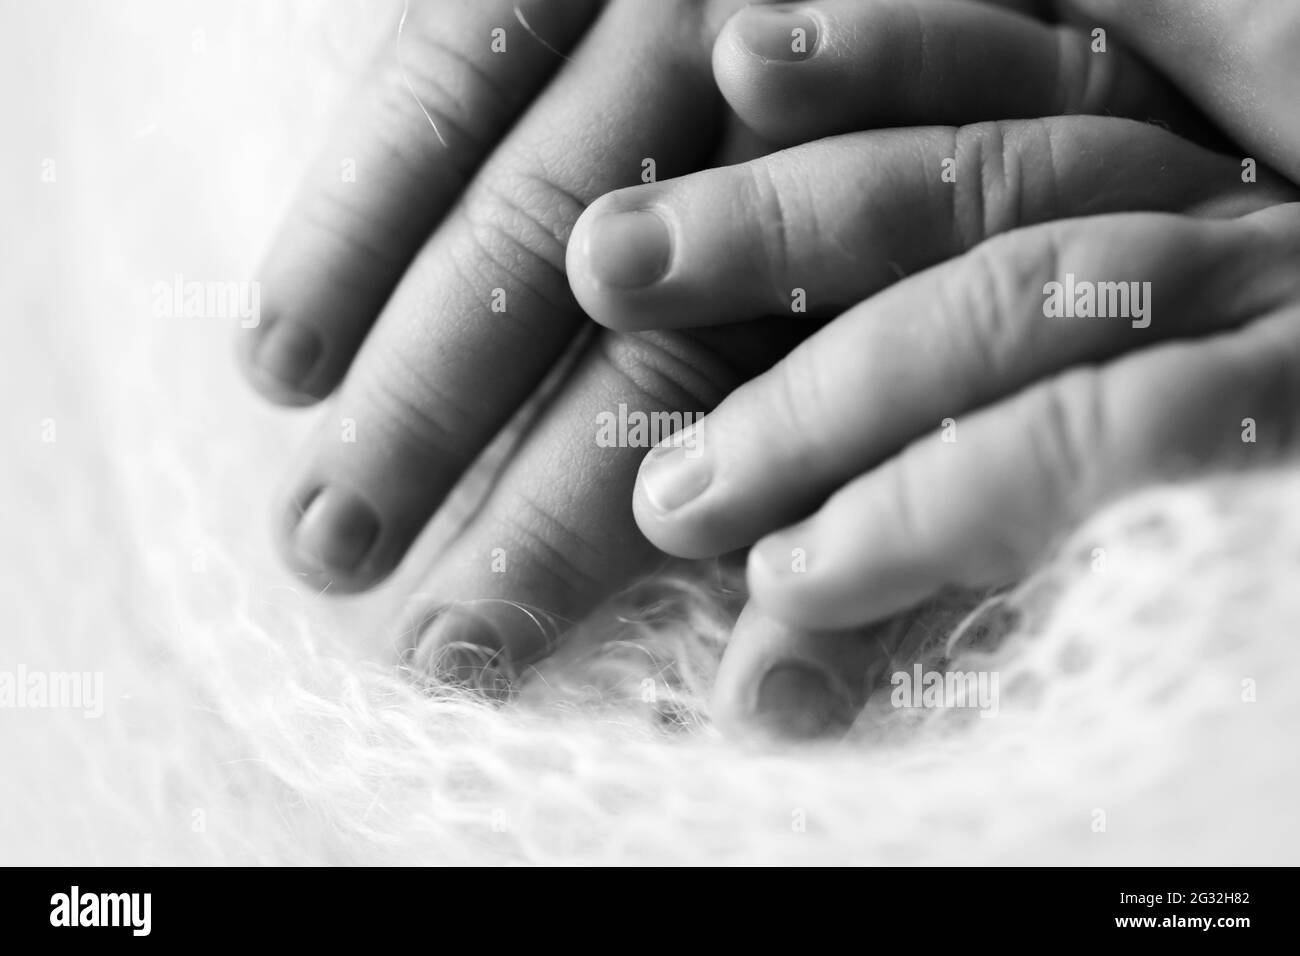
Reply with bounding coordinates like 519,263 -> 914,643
585,210 -> 672,290
754,662 -> 851,739
292,487 -> 380,574
255,320 -> 322,392
640,443 -> 711,513
735,5 -> 819,62
429,644 -> 512,700
418,606 -> 513,700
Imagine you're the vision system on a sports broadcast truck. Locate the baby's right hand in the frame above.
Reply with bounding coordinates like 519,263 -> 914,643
567,0 -> 1300,740
572,0 -> 1290,335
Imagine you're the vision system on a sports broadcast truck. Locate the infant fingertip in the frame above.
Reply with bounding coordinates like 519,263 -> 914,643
567,196 -> 676,331
235,316 -> 330,407
709,605 -> 862,744
711,6 -> 823,146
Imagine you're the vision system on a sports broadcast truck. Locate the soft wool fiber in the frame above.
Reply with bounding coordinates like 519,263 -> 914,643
2,0 -> 1296,865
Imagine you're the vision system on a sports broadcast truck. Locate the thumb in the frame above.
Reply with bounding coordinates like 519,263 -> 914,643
1076,0 -> 1300,182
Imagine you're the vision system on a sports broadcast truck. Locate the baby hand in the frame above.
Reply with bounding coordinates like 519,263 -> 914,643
566,0 -> 1300,739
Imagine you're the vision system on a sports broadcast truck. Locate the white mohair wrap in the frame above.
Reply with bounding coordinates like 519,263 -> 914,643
2,0 -> 1297,865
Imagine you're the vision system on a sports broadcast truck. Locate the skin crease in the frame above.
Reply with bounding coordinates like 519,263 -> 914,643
566,0 -> 1300,740
243,0 -> 1300,739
